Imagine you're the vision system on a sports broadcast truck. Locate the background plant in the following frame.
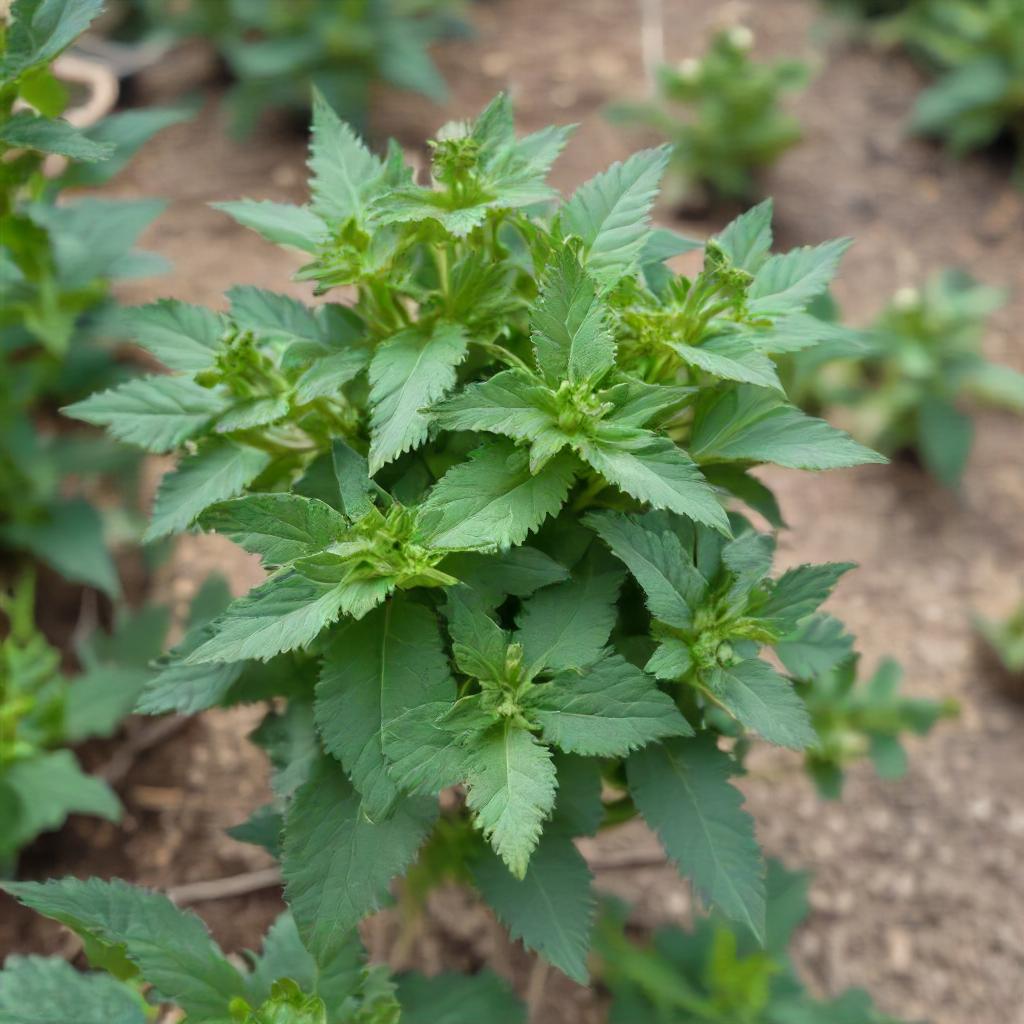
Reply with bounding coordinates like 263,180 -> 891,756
126,0 -> 467,136
975,599 -> 1024,681
609,26 -> 808,205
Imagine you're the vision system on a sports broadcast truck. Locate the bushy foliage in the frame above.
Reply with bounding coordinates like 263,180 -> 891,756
795,271 -> 1024,486
609,27 -> 807,204
595,861 -> 915,1023
61,90 -> 954,992
0,0 -> 184,592
132,0 -> 467,135
0,877 -> 526,1023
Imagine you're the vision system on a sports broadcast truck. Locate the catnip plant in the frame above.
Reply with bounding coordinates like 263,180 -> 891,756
68,92 -> 947,990
1,0 -> 185,594
130,0 -> 466,135
609,26 -> 807,205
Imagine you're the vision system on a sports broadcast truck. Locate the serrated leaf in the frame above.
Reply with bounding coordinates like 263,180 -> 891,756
214,396 -> 289,434
531,247 -> 615,385
690,386 -> 886,470
282,757 -> 435,962
119,300 -> 223,372
146,441 -> 272,540
431,369 -> 557,441
64,375 -> 229,453
227,286 -> 325,346
212,199 -> 327,252
672,333 -> 782,391
473,832 -> 595,984
294,349 -> 369,403
748,238 -> 851,315
464,722 -> 557,877
2,0 -> 105,76
1,878 -> 246,1017
396,971 -> 525,1024
714,200 -> 774,272
515,563 -> 622,674
446,586 -> 509,680
316,600 -> 453,819
417,441 -> 576,551
368,322 -> 468,473
0,956 -> 146,1024
439,548 -> 569,607
560,147 -> 670,285
627,734 -> 765,940
577,429 -> 729,533
531,654 -> 693,756
198,494 -> 346,567
775,614 -> 855,680
0,111 -> 114,160
585,511 -> 707,630
709,659 -> 816,750
760,562 -> 855,634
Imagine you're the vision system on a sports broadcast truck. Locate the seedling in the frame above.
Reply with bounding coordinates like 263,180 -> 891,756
975,599 -> 1024,686
609,27 -> 807,204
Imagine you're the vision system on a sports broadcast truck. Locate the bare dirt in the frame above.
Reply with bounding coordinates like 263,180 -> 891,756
3,1 -> 1023,1021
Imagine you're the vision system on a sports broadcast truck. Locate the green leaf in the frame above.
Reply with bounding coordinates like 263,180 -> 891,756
146,441 -> 272,540
0,956 -> 146,1024
748,238 -> 851,315
578,429 -> 729,533
690,386 -> 885,470
531,248 -> 615,385
473,832 -> 595,984
760,562 -> 855,634
65,666 -> 152,742
700,465 -> 785,529
431,369 -> 557,442
1,0 -> 104,76
185,572 -> 348,663
709,659 -> 816,750
308,89 -> 383,226
714,200 -> 773,272
282,757 -> 435,962
464,722 -> 557,877
198,494 -> 346,567
515,562 -> 622,674
918,396 -> 972,487
531,654 -> 693,756
672,333 -> 782,391
396,972 -> 525,1024
446,586 -> 509,680
64,375 -> 229,453
119,300 -> 223,373
585,511 -> 707,630
0,111 -> 114,160
227,286 -> 325,346
368,323 -> 468,473
1,751 -> 120,856
775,614 -> 855,680
212,200 -> 327,252
417,441 -> 576,551
560,147 -> 671,285
1,878 -> 247,1017
294,349 -> 369,404
316,599 -> 453,820
627,734 -> 765,941
439,548 -> 569,607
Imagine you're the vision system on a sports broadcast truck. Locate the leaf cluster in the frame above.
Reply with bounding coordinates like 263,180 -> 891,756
609,27 -> 808,203
975,598 -> 1024,677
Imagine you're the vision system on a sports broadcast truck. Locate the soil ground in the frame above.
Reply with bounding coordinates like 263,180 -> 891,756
3,1 -> 1023,1021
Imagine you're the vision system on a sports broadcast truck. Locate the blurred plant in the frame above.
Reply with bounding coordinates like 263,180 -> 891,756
1,0 -> 185,593
796,271 -> 1024,486
130,0 -> 467,135
594,860 -> 916,1024
609,26 -> 807,205
1,877 -> 526,1023
975,599 -> 1024,681
0,572 -> 183,874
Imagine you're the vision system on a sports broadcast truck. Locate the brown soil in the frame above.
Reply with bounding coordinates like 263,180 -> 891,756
3,1 -> 1023,1022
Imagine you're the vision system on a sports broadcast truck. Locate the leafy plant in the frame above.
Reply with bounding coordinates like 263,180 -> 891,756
131,0 -> 467,135
0,571 -> 185,874
609,27 -> 807,204
1,0 -> 185,593
795,270 -> 1024,486
68,91 -> 928,988
594,860 -> 915,1023
1,876 -> 526,1023
975,599 -> 1024,679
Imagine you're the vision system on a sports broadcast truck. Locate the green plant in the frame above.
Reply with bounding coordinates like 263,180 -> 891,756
0,571 -> 185,874
133,0 -> 467,135
975,599 -> 1024,678
68,92 -> 935,993
594,861 -> 915,1023
1,0 -> 185,594
609,27 -> 807,204
797,270 -> 1024,486
0,877 -> 526,1023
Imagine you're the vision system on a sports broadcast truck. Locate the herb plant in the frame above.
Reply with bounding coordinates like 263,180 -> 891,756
609,27 -> 807,205
798,270 -> 1024,486
132,0 -> 466,135
1,0 -> 185,594
1,877 -> 526,1023
975,599 -> 1024,682
594,861 -> 914,1024
69,91 -> 921,987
